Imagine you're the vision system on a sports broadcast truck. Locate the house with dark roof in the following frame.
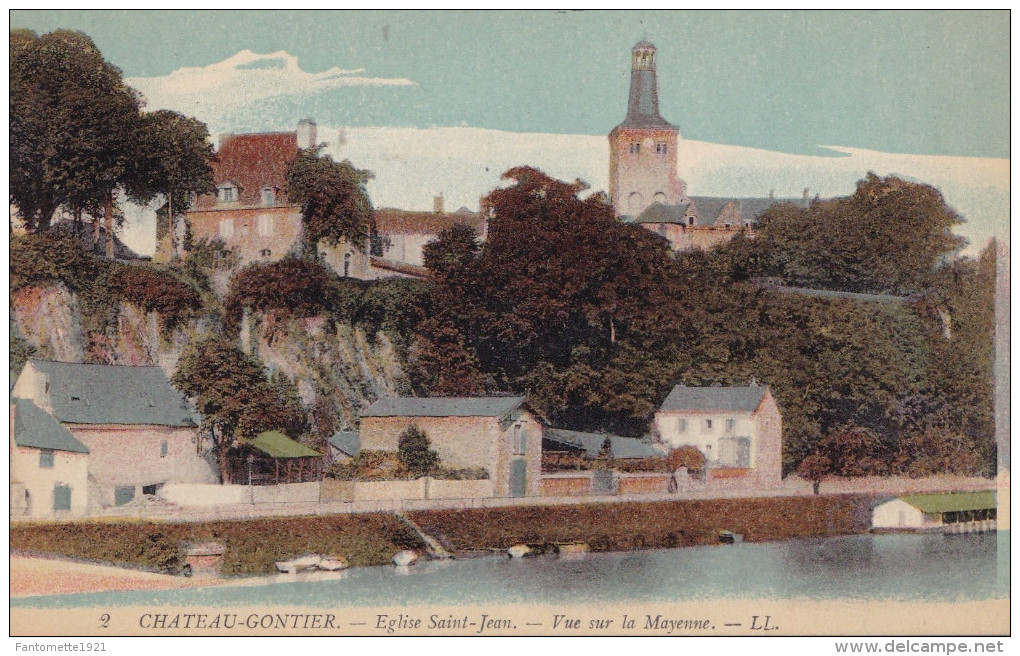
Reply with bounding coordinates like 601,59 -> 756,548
11,360 -> 218,510
359,396 -> 543,497
653,382 -> 782,486
10,398 -> 90,518
543,428 -> 662,461
327,429 -> 361,462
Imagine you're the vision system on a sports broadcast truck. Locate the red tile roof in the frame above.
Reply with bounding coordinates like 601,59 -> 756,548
374,209 -> 486,235
194,132 -> 299,209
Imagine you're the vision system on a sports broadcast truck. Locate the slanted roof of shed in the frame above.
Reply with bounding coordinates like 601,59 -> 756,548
26,360 -> 196,427
362,396 -> 527,418
659,384 -> 767,413
328,429 -> 360,456
247,431 -> 321,459
899,491 -> 996,513
544,428 -> 660,459
12,399 -> 89,454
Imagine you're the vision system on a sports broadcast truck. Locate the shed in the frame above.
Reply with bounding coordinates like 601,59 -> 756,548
328,429 -> 361,462
230,431 -> 322,484
871,491 -> 997,531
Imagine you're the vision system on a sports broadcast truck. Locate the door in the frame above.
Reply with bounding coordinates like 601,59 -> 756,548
53,484 -> 71,512
592,469 -> 616,495
511,458 -> 527,497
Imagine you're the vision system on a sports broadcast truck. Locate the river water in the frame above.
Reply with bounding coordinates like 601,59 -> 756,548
11,531 -> 1008,608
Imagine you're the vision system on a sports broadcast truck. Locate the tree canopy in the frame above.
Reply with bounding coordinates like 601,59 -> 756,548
285,148 -> 375,256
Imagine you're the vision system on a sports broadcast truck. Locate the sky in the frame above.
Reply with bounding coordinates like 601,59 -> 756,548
10,10 -> 1008,157
8,10 -> 1010,255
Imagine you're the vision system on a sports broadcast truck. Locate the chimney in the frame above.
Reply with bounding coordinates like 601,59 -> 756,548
803,188 -> 810,205
297,118 -> 317,151
434,193 -> 444,214
769,189 -> 774,200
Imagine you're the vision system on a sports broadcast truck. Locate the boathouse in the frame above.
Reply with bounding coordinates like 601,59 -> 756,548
871,491 -> 997,532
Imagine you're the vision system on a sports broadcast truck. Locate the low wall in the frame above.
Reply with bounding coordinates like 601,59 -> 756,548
426,478 -> 493,499
160,483 -> 248,506
321,478 -> 492,502
252,482 -> 319,504
618,473 -> 671,495
160,482 -> 319,507
541,473 -> 591,497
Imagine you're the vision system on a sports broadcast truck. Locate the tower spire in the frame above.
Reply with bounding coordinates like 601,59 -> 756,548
622,41 -> 675,129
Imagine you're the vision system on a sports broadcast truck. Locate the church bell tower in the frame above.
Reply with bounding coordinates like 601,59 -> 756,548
608,41 -> 686,218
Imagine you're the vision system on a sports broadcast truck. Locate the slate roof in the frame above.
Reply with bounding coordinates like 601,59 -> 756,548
659,384 -> 768,413
689,196 -> 805,226
362,396 -> 527,418
329,429 -> 361,456
25,360 -> 197,427
247,431 -> 321,459
898,491 -> 996,514
544,428 -> 661,459
193,131 -> 299,209
12,399 -> 89,454
630,202 -> 691,225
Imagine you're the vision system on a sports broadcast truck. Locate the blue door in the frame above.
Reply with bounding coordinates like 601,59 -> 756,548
511,459 -> 527,497
53,485 -> 71,511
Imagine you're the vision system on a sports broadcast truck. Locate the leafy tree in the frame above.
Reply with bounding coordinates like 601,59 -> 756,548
818,424 -> 888,477
667,446 -> 706,472
397,425 -> 440,477
171,336 -> 271,482
133,110 -> 216,257
285,149 -> 375,257
745,173 -> 966,294
423,223 -> 481,277
235,370 -> 310,443
796,454 -> 832,494
10,29 -> 150,257
224,257 -> 341,332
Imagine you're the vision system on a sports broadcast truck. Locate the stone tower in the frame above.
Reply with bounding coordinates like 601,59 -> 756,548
608,41 -> 686,218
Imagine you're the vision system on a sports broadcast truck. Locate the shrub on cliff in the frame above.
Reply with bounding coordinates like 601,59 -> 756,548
224,257 -> 340,331
114,263 -> 202,330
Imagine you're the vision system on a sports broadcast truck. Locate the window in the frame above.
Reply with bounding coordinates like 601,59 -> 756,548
260,248 -> 272,258
726,418 -> 735,433
629,142 -> 641,154
676,418 -> 687,433
705,419 -> 713,431
343,252 -> 351,277
160,440 -> 168,458
512,423 -> 526,455
39,449 -> 54,468
142,483 -> 160,496
261,187 -> 275,206
219,218 -> 234,239
656,142 -> 668,154
257,213 -> 274,236
217,185 -> 237,203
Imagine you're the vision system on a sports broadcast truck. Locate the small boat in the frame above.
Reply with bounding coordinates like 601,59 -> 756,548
553,542 -> 590,556
507,544 -> 531,559
392,550 -> 418,567
318,556 -> 349,571
275,554 -> 322,574
718,530 -> 743,544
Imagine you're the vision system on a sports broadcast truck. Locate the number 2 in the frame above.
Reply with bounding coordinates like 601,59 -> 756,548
99,614 -> 110,628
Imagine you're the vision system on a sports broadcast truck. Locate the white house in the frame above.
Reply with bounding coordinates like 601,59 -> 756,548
653,382 -> 782,486
10,398 -> 90,518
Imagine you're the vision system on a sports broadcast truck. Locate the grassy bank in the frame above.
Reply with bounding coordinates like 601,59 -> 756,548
9,514 -> 425,576
409,495 -> 873,552
10,495 -> 873,577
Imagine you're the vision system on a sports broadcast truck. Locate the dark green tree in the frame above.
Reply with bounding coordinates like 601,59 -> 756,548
796,453 -> 832,494
397,424 -> 440,477
285,149 -> 375,258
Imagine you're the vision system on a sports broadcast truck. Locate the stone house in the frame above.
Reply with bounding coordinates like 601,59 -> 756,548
359,396 -> 543,497
11,360 -> 218,509
653,382 -> 782,486
10,398 -> 90,518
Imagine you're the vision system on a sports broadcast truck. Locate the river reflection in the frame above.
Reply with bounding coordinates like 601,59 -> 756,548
12,531 -> 1008,609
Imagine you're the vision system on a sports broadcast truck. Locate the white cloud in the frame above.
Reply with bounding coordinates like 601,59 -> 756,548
126,50 -> 415,128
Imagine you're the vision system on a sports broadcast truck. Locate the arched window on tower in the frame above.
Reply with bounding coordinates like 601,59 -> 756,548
343,252 -> 351,278
653,192 -> 667,205
628,192 -> 643,212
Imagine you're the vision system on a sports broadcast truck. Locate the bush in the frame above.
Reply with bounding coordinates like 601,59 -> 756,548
398,425 -> 440,477
326,450 -> 411,481
432,466 -> 489,480
114,263 -> 202,330
224,257 -> 340,331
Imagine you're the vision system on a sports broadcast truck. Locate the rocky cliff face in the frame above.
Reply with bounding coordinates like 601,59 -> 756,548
10,283 -> 410,432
